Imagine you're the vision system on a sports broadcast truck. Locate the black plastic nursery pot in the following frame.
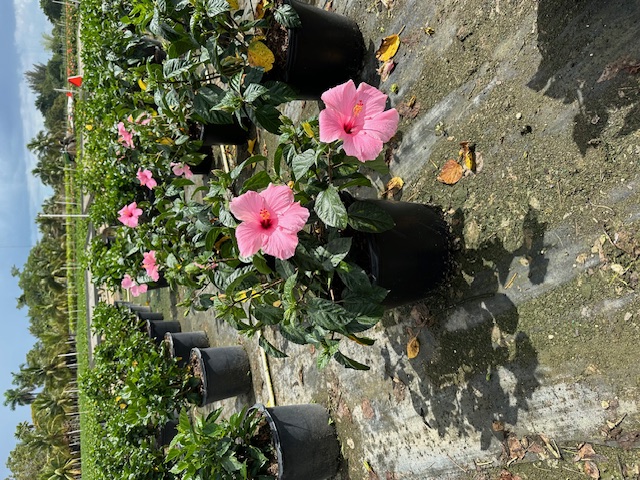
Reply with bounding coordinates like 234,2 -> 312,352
164,331 -> 209,367
146,319 -> 182,344
350,199 -> 453,308
116,302 -> 151,313
135,311 -> 164,321
190,346 -> 252,407
156,419 -> 178,447
266,0 -> 365,99
252,404 -> 340,480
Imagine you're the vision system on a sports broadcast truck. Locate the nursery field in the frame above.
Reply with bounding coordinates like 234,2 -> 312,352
76,0 -> 640,479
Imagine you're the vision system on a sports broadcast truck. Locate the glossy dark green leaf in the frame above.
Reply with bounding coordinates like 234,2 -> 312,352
315,185 -> 348,229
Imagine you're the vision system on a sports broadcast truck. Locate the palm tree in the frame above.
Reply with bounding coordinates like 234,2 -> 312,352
4,387 -> 37,410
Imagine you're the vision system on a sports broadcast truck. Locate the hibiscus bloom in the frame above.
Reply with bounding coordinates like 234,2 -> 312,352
142,250 -> 160,282
319,80 -> 399,162
121,274 -> 148,297
117,122 -> 135,149
136,169 -> 157,190
171,162 -> 193,179
229,184 -> 309,260
118,202 -> 143,228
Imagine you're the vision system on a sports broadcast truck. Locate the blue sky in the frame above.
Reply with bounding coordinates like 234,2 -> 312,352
1,0 -> 54,476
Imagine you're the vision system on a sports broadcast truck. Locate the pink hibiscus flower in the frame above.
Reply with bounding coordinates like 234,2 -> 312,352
142,250 -> 160,282
136,168 -> 157,190
121,274 -> 148,297
117,122 -> 135,149
117,202 -> 143,228
229,184 -> 309,260
319,80 -> 399,162
171,162 -> 193,179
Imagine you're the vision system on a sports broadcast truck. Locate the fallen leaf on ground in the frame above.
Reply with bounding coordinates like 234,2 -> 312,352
255,0 -> 266,19
598,57 -> 640,82
507,436 -> 526,461
574,443 -> 597,461
407,336 -> 420,358
459,141 -> 476,172
324,0 -> 333,11
584,460 -> 600,479
383,176 -> 404,198
396,98 -> 421,119
381,0 -> 395,9
437,159 -> 463,185
378,60 -> 396,82
498,470 -> 522,480
376,34 -> 401,61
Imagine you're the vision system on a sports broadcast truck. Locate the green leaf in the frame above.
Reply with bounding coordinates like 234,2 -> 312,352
254,304 -> 284,325
315,186 -> 348,229
259,335 -> 288,358
307,297 -> 352,329
274,4 -> 302,27
318,237 -> 352,270
292,149 -> 316,180
241,170 -> 272,193
252,255 -> 272,275
347,201 -> 395,233
204,0 -> 230,17
363,154 -> 390,174
333,351 -> 370,370
252,104 -> 282,134
243,83 -> 269,103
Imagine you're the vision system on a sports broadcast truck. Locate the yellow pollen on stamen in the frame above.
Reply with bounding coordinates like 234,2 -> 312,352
259,208 -> 272,228
352,100 -> 364,116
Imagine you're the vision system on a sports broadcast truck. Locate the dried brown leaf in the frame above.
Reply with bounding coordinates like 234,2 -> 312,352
437,159 -> 463,185
574,443 -> 597,462
383,176 -> 404,198
584,460 -> 600,479
507,436 -> 525,461
498,469 -> 522,480
397,98 -> 421,119
407,336 -> 420,359
459,141 -> 476,172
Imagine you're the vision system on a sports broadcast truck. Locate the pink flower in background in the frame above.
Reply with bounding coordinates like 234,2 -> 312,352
136,169 -> 157,190
121,275 -> 148,297
118,202 -> 143,227
171,162 -> 193,179
121,274 -> 135,290
230,184 -> 309,260
319,80 -> 399,162
117,122 -> 135,149
142,250 -> 160,282
130,283 -> 148,297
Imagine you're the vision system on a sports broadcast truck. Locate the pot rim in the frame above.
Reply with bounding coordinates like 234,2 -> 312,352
251,403 -> 283,480
190,347 -> 208,407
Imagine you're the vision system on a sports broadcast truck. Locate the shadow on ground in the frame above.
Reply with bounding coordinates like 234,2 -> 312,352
529,0 -> 640,154
382,207 -> 547,450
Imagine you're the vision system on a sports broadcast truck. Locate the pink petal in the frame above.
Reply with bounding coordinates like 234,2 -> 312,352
320,80 -> 357,117
235,222 -> 266,257
355,82 -> 389,117
319,108 -> 347,143
342,131 -> 384,162
261,184 -> 294,215
362,108 -> 399,143
121,274 -> 135,289
277,202 -> 309,233
262,228 -> 298,260
229,191 -> 265,223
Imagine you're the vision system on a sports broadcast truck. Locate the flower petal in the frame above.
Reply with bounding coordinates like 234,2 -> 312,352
356,82 -> 389,117
260,184 -> 294,215
277,202 -> 309,233
262,228 -> 298,260
320,79 -> 357,117
235,222 -> 266,257
362,108 -> 399,143
342,131 -> 384,162
229,191 -> 264,222
319,108 -> 347,143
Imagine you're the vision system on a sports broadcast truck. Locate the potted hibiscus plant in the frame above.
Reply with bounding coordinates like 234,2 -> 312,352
161,80 -> 453,370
